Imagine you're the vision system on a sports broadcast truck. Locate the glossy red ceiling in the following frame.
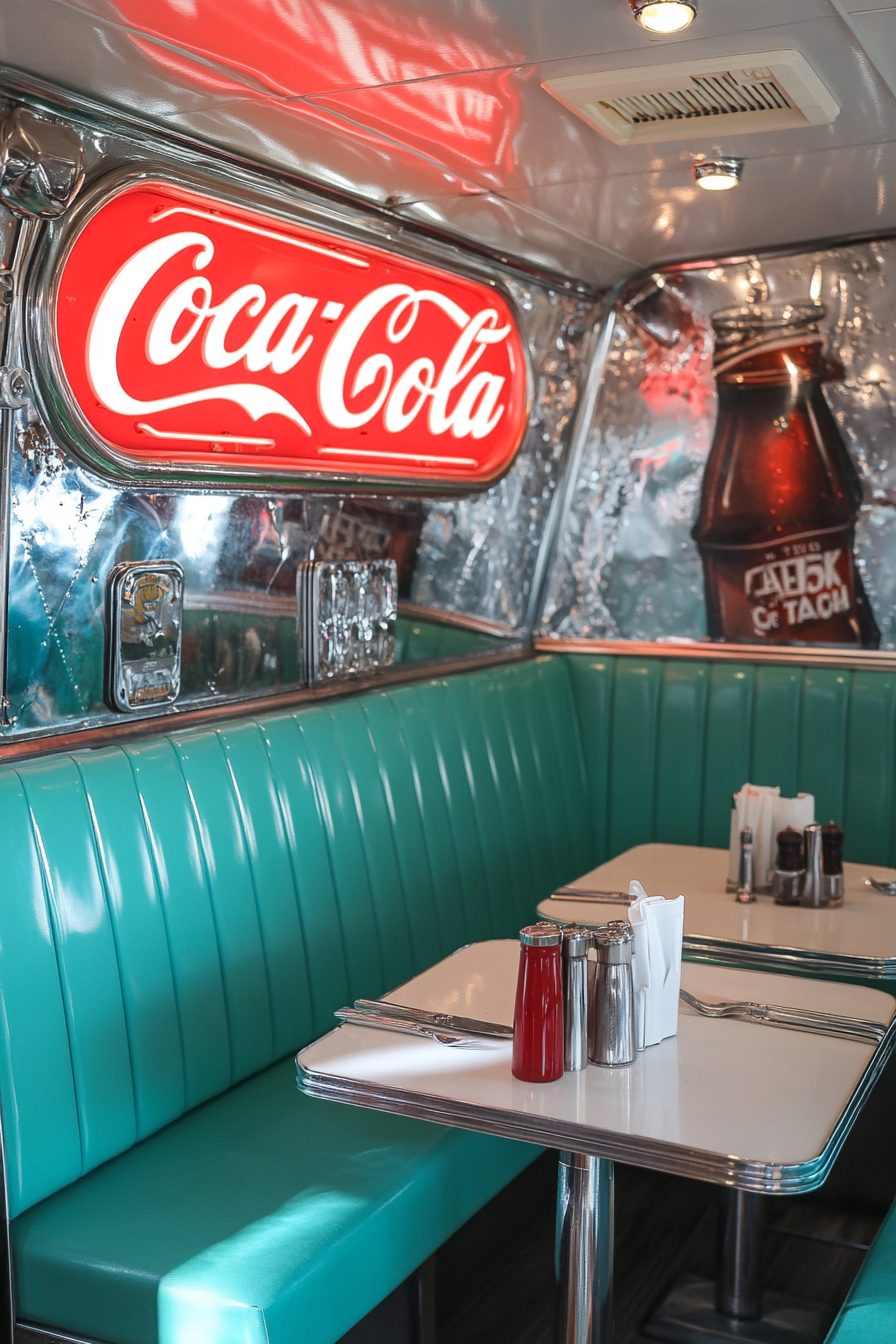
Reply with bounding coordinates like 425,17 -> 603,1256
2,0 -> 896,285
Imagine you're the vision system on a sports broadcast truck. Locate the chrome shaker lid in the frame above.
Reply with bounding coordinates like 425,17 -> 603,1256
519,922 -> 563,947
561,925 -> 589,958
593,922 -> 634,964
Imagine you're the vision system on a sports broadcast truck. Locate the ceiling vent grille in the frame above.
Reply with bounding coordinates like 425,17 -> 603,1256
543,51 -> 839,145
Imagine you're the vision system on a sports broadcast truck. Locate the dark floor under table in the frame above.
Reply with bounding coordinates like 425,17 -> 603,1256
432,1153 -> 884,1344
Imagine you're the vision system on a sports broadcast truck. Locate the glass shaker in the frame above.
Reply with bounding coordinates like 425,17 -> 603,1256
693,302 -> 879,647
512,923 -> 564,1083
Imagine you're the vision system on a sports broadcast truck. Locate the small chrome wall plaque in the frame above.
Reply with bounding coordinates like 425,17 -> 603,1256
298,559 -> 396,685
105,561 -> 184,712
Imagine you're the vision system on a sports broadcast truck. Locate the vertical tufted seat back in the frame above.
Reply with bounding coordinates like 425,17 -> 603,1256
0,656 -> 591,1219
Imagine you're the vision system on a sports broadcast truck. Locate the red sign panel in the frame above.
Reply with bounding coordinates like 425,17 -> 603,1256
51,179 -> 529,487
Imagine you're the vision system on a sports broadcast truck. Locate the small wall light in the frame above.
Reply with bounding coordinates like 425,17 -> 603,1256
631,0 -> 697,33
693,158 -> 744,191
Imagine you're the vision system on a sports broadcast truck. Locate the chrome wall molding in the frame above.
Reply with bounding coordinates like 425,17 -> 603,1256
397,601 -> 514,638
534,636 -> 896,673
0,641 -> 529,762
525,299 -> 616,636
298,1017 -> 896,1197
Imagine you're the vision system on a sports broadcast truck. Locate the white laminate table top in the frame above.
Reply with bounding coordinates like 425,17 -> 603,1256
538,844 -> 896,976
297,940 -> 896,1193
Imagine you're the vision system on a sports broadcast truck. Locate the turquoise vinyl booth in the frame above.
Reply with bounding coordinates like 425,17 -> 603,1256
0,650 -> 895,1344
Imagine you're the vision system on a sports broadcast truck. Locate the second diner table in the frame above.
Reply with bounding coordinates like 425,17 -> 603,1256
539,842 -> 896,982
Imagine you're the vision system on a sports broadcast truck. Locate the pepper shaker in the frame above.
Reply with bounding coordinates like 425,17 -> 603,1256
512,923 -> 564,1083
822,822 -> 845,906
588,923 -> 635,1067
561,926 -> 589,1072
773,827 -> 803,905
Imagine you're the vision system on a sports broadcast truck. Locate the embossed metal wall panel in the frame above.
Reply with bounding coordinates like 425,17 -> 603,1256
0,88 -> 598,743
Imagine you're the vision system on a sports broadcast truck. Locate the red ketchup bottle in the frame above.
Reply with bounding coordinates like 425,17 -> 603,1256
512,923 -> 565,1083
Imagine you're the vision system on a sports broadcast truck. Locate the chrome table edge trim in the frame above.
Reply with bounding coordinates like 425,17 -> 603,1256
297,1017 -> 896,1196
681,936 -> 896,981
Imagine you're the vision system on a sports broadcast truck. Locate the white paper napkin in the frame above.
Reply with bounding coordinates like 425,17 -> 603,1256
628,880 -> 685,1051
727,783 -> 780,888
772,793 -> 815,842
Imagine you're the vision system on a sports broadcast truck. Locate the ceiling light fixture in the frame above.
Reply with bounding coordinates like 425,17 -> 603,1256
631,0 -> 697,34
693,158 -> 743,191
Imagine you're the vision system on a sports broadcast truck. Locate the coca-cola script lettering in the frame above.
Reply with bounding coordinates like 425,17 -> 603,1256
50,180 -> 529,485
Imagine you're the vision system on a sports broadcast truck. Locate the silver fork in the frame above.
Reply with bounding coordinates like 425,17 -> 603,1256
679,987 -> 885,1044
865,877 -> 896,895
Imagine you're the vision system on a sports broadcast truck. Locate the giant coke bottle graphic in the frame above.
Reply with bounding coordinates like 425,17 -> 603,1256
692,302 -> 879,647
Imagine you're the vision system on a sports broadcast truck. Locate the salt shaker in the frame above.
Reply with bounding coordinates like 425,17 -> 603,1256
822,822 -> 845,906
561,925 -> 589,1072
588,923 -> 635,1067
512,923 -> 564,1083
801,823 -> 825,907
735,826 -> 755,903
773,827 -> 803,905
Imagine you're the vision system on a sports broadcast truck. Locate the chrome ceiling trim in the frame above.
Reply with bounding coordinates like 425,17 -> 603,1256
534,636 -> 896,672
27,162 -> 535,496
0,639 -> 529,761
297,1013 -> 896,1195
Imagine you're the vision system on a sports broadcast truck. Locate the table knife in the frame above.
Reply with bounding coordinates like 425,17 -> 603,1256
352,998 -> 513,1039
335,1007 -> 506,1047
551,887 -> 633,903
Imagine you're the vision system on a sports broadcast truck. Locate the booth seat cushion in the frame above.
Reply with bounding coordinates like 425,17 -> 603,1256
12,1056 -> 539,1344
824,1195 -> 896,1343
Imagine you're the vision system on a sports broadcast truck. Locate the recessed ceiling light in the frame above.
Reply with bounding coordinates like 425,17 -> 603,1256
693,158 -> 744,191
631,0 -> 697,34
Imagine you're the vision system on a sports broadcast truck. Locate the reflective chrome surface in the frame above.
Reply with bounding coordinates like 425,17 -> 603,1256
298,558 -> 396,685
555,1153 -> 613,1344
801,824 -> 825,909
716,1190 -> 764,1322
0,86 -> 596,742
0,109 -> 83,219
562,928 -> 589,1073
6,3 -> 896,283
105,559 -> 184,711
588,924 -> 635,1068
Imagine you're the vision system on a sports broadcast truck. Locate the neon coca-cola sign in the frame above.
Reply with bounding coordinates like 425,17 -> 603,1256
40,173 -> 530,488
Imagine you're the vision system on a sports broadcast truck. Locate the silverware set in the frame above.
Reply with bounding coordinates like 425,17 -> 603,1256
679,987 -> 885,1044
865,876 -> 896,895
335,989 -> 886,1049
551,886 -> 633,904
335,1000 -> 513,1047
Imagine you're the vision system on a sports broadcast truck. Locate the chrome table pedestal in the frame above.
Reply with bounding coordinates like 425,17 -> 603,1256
642,1191 -> 834,1344
555,1153 -> 613,1344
